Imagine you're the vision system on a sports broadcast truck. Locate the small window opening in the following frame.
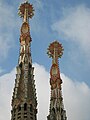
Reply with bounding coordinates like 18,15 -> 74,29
52,107 -> 55,113
24,103 -> 27,111
29,63 -> 32,68
19,62 -> 22,68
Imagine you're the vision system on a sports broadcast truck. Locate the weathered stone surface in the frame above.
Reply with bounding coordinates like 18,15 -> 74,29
11,1 -> 37,120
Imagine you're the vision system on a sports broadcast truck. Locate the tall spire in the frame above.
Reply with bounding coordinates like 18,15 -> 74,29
47,41 -> 67,120
18,0 -> 34,64
11,1 -> 37,120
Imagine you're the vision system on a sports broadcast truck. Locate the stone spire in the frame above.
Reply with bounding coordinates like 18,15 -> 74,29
11,1 -> 37,120
47,41 -> 67,120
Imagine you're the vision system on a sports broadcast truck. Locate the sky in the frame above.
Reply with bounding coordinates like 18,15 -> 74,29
0,0 -> 90,120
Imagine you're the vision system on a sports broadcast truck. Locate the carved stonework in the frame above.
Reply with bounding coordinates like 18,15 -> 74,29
47,41 -> 67,120
11,1 -> 37,120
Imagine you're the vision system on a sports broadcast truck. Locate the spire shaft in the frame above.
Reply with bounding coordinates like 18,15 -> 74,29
11,1 -> 37,120
47,40 -> 67,120
23,7 -> 29,23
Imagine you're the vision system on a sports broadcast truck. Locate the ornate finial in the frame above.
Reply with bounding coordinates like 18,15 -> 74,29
18,1 -> 34,22
47,41 -> 64,64
47,41 -> 64,88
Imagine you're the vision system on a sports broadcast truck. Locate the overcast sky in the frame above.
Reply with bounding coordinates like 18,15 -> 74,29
0,0 -> 90,120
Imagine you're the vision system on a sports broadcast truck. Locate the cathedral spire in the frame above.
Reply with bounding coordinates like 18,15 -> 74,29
18,0 -> 34,65
11,1 -> 37,120
47,41 -> 67,120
